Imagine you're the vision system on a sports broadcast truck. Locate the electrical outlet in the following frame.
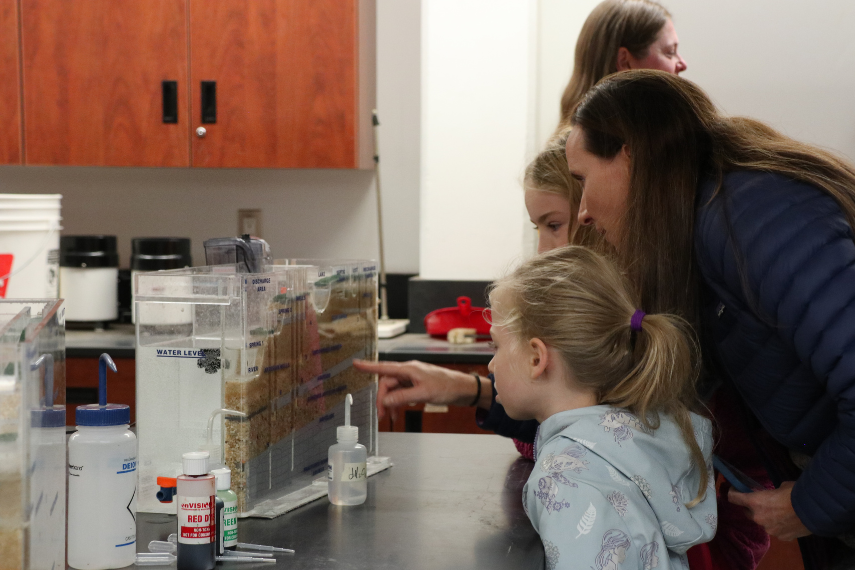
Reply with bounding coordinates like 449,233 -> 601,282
238,209 -> 262,238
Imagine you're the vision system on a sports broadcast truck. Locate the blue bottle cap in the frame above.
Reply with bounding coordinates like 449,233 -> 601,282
75,353 -> 127,426
31,406 -> 66,428
76,403 -> 130,426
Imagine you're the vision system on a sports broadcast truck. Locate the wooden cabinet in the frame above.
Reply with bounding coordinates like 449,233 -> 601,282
190,0 -> 374,168
21,0 -> 190,167
0,0 -> 22,164
18,0 -> 374,168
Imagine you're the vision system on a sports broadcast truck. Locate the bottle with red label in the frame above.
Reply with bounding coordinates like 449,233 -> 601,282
176,451 -> 216,570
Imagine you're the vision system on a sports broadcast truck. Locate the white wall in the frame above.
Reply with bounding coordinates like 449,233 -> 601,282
418,0 -> 537,281
375,0 -> 422,273
670,0 -> 855,162
0,0 -> 422,274
535,0 -> 600,147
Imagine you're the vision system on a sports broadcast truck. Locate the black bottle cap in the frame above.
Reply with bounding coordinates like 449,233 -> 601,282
131,237 -> 192,271
59,235 -> 118,268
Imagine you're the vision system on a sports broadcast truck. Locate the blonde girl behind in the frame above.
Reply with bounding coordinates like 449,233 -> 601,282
525,127 -> 598,250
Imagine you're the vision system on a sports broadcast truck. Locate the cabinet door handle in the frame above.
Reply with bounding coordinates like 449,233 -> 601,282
201,81 -> 217,124
162,81 -> 178,124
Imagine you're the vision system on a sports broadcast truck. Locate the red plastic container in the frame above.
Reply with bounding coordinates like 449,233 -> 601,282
424,296 -> 491,338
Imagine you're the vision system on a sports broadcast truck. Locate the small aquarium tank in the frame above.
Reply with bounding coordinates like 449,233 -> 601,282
135,259 -> 378,515
0,299 -> 66,570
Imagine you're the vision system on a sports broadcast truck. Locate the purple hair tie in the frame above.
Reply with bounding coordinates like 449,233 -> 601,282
630,310 -> 646,332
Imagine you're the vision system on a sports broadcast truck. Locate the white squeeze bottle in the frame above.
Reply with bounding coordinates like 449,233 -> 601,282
68,354 -> 137,569
328,394 -> 367,506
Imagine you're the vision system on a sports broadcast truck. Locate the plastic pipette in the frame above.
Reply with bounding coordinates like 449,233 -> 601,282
148,540 -> 176,553
237,543 -> 295,553
222,550 -> 273,558
216,556 -> 276,564
170,532 -> 294,554
135,553 -> 175,566
135,559 -> 174,567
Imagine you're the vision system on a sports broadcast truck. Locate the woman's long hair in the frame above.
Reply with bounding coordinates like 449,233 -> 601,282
570,70 -> 855,323
558,0 -> 670,130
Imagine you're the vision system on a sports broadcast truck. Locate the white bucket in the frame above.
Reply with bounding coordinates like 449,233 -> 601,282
0,195 -> 62,299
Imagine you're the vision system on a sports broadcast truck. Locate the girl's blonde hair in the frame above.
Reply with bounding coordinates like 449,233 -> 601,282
524,127 -> 598,246
490,245 -> 708,504
525,127 -> 576,201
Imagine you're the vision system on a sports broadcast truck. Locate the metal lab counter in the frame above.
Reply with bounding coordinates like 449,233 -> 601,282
133,433 -> 543,570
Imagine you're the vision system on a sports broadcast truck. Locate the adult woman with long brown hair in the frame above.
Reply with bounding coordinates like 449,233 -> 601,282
557,0 -> 686,131
566,69 -> 855,569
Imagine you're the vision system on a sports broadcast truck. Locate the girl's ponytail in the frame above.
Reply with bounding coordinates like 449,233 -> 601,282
604,312 -> 709,506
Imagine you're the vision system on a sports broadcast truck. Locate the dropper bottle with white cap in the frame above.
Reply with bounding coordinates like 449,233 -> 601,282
327,394 -> 367,505
176,451 -> 216,570
210,467 -> 238,551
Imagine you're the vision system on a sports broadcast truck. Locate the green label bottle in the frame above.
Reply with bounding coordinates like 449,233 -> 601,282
211,468 -> 239,550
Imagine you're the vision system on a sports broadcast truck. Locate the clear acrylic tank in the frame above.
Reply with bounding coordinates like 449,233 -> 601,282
135,260 -> 378,515
0,299 -> 66,570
